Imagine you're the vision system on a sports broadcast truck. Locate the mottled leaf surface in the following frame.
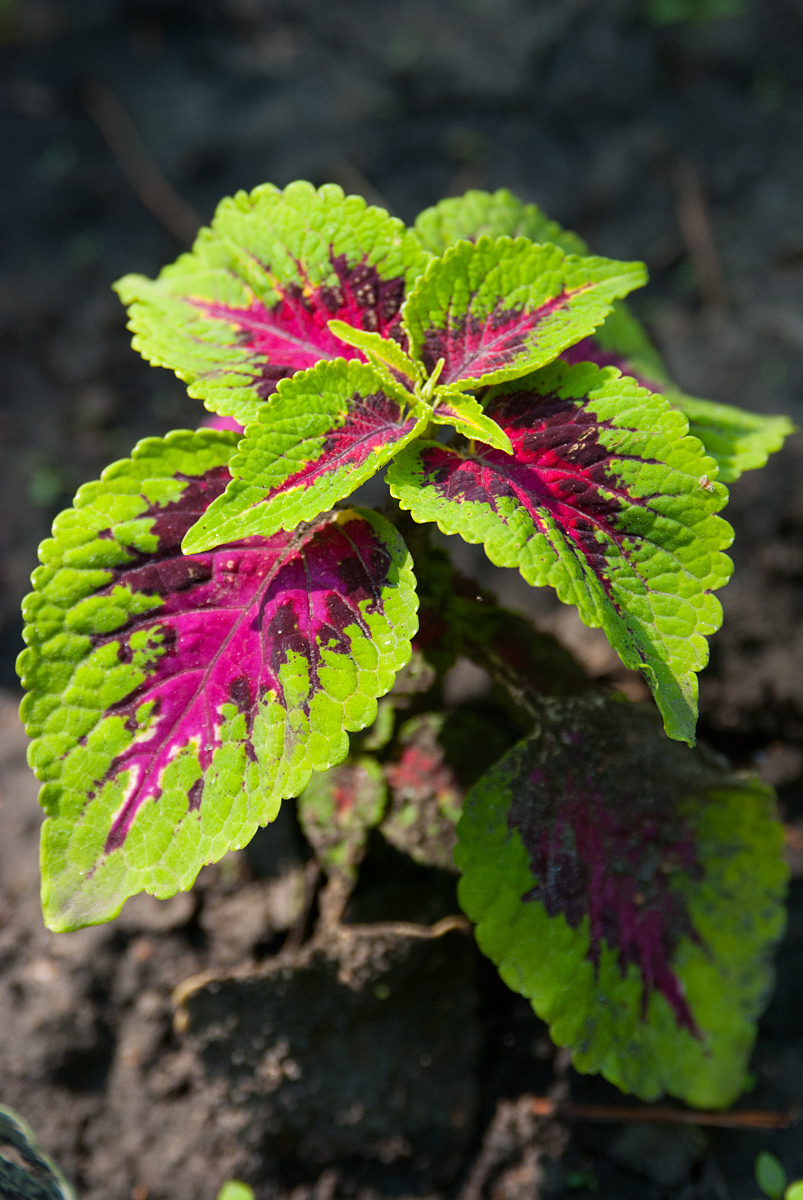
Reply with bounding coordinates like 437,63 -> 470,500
381,713 -> 463,871
297,756 -> 386,880
402,237 -> 646,391
19,430 -> 417,930
412,188 -> 588,257
0,1107 -> 75,1200
388,360 -> 733,743
183,359 -> 427,552
114,182 -> 431,425
563,303 -> 793,482
455,694 -> 788,1107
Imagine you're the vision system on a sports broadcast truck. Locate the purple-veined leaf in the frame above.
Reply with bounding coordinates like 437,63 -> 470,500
401,236 -> 646,391
114,182 -> 432,425
410,190 -> 792,482
387,360 -> 733,744
18,430 -> 417,930
456,693 -> 788,1107
183,359 -> 429,553
561,303 -> 794,483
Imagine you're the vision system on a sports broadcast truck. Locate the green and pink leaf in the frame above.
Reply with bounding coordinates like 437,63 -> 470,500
388,360 -> 733,744
19,430 -> 417,930
401,237 -> 646,391
455,694 -> 788,1107
114,182 -> 431,426
183,359 -> 428,552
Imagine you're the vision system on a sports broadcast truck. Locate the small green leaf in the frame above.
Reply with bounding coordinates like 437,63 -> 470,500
786,1182 -> 803,1200
455,694 -> 789,1107
757,1153 -> 788,1200
183,359 -> 428,552
431,390 -> 513,453
327,319 -> 423,391
380,713 -> 463,870
412,188 -> 588,257
402,237 -> 646,392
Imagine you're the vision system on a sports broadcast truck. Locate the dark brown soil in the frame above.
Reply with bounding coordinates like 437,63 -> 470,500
1,2 -> 802,1198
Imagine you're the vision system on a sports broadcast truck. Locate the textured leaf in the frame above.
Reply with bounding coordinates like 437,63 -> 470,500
412,188 -> 588,257
563,303 -> 794,482
455,694 -> 788,1107
114,181 -> 431,425
0,1106 -> 75,1200
183,359 -> 428,553
402,237 -> 646,391
297,756 -> 387,880
411,191 -> 792,481
388,360 -> 733,744
18,430 -> 417,930
430,391 -> 513,453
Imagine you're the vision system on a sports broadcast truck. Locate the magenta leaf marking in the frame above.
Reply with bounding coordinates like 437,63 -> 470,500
511,764 -> 701,1032
401,238 -> 647,391
388,361 -> 732,744
455,694 -> 789,1105
21,430 -> 417,929
192,252 -> 408,397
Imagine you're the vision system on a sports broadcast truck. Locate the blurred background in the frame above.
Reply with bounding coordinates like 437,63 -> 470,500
1,3 -> 803,1196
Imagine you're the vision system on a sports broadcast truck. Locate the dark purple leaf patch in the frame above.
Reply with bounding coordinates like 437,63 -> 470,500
388,361 -> 732,744
456,693 -> 788,1105
511,761 -> 701,1032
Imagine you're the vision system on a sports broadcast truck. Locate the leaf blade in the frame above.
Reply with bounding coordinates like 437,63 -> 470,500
411,192 -> 792,480
388,360 -> 733,743
455,695 -> 788,1107
19,430 -> 418,930
114,181 -> 432,425
563,302 -> 794,482
412,188 -> 589,257
402,237 -> 647,391
183,359 -> 427,552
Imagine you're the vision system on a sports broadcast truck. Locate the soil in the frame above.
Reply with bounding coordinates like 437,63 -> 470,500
1,2 -> 803,1198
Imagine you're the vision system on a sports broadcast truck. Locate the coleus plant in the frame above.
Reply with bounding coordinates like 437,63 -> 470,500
19,183 -> 792,1108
